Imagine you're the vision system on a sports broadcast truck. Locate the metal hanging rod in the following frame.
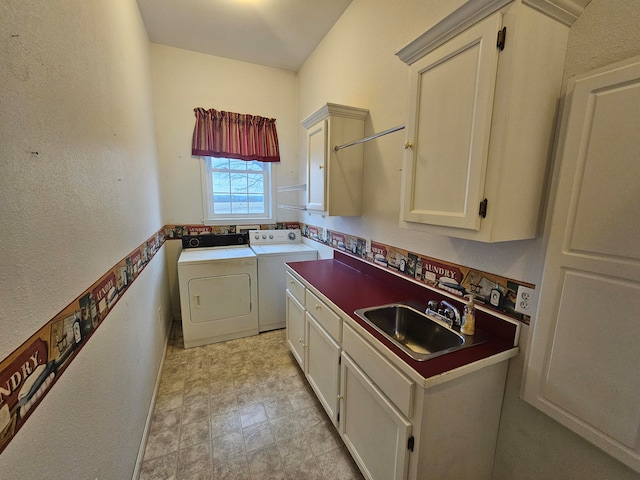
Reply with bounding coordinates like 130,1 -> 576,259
333,125 -> 405,151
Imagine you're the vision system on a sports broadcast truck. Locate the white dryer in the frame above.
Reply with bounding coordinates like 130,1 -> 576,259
250,229 -> 317,332
178,233 -> 258,348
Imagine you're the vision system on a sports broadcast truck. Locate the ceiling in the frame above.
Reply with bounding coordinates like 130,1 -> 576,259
136,0 -> 353,72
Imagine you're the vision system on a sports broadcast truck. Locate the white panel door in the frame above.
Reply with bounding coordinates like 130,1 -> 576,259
306,314 -> 341,426
285,290 -> 306,369
340,353 -> 411,480
524,55 -> 640,472
307,120 -> 327,212
402,12 -> 502,230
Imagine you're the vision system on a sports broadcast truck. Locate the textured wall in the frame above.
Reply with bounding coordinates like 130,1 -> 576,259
0,1 -> 169,478
563,0 -> 640,81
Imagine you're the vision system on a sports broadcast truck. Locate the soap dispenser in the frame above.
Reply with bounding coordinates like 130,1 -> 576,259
461,295 -> 475,335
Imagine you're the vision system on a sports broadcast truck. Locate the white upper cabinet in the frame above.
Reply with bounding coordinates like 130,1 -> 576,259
402,12 -> 502,232
301,103 -> 368,216
523,55 -> 640,473
306,120 -> 328,212
397,0 -> 572,242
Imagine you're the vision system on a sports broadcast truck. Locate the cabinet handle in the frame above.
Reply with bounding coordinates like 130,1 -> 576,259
194,295 -> 201,308
404,141 -> 413,149
337,395 -> 344,400
315,304 -> 322,310
319,165 -> 324,169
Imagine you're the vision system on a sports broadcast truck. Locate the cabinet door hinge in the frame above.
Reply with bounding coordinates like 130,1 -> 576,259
497,26 -> 507,50
337,413 -> 340,422
339,355 -> 341,365
479,198 -> 488,218
408,436 -> 415,452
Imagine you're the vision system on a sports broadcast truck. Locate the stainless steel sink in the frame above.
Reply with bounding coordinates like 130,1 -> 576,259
354,303 -> 485,361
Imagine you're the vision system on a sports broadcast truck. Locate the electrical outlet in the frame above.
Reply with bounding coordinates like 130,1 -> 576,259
515,285 -> 537,315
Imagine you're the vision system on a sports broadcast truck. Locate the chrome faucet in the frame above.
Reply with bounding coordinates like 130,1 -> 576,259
426,300 -> 461,328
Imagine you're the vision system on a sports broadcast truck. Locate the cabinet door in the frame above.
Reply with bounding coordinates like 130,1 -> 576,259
307,120 -> 327,212
306,313 -> 341,426
524,56 -> 640,472
285,290 -> 306,369
340,353 -> 411,480
401,12 -> 502,230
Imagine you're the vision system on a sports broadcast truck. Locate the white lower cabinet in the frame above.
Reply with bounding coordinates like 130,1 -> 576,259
341,320 -> 509,480
285,268 -> 510,480
285,273 -> 343,425
340,353 -> 412,480
285,290 -> 306,368
306,313 -> 341,426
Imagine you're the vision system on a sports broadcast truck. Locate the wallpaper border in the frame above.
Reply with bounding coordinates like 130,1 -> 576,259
0,229 -> 166,454
0,220 -> 535,455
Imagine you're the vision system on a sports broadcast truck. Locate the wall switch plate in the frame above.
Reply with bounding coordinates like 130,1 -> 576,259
489,288 -> 502,307
515,285 -> 537,316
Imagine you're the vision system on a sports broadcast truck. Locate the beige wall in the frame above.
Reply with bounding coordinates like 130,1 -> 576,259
149,45 -> 300,318
150,44 -> 300,226
0,1 -> 170,478
296,0 -> 640,479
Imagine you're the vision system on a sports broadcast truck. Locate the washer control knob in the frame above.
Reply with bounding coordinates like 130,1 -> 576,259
254,234 -> 259,240
188,237 -> 200,248
269,234 -> 274,239
288,232 -> 296,241
262,234 -> 267,239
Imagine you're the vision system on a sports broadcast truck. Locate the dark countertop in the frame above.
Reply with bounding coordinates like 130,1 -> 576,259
287,251 -> 519,380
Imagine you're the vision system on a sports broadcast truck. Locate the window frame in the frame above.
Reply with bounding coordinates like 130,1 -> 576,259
200,157 -> 275,225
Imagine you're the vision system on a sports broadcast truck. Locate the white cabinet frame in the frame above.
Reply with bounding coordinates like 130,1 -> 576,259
340,353 -> 412,480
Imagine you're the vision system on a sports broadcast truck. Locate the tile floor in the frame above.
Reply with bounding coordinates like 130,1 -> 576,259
139,322 -> 364,480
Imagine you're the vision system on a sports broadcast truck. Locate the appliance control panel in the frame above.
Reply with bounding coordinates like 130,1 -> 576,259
182,233 -> 249,249
249,229 -> 302,245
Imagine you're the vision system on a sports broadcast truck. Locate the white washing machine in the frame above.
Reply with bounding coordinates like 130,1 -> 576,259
178,233 -> 258,348
250,229 -> 317,332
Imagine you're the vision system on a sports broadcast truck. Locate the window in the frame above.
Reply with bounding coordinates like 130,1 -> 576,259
201,157 -> 273,224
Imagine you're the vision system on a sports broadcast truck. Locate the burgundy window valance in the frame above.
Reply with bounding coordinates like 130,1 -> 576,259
191,107 -> 281,162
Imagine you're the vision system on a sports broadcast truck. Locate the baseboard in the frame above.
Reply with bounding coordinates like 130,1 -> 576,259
130,330 -> 170,480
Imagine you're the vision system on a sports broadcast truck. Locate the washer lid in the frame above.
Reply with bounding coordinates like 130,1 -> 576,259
178,245 -> 256,265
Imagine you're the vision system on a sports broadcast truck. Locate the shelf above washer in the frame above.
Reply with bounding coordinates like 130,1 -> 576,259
277,184 -> 307,193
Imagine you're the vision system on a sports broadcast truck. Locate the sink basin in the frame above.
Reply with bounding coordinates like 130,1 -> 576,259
354,303 -> 485,361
